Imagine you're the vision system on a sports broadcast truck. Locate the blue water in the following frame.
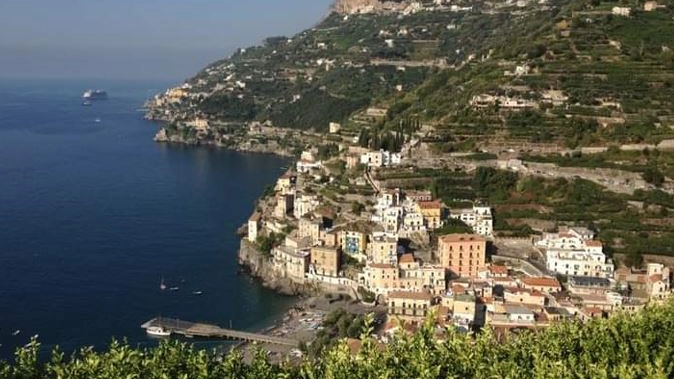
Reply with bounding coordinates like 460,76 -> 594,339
0,79 -> 292,359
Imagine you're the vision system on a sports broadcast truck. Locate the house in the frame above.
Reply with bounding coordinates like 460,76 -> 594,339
488,264 -> 509,278
417,200 -> 445,230
298,216 -> 322,243
451,205 -> 493,237
520,277 -> 562,293
294,194 -> 320,219
329,122 -> 341,133
339,229 -> 369,258
272,246 -> 310,282
369,235 -> 398,264
614,263 -> 671,300
387,291 -> 434,320
504,287 -> 546,307
361,263 -> 400,296
276,173 -> 296,193
274,194 -> 294,219
438,234 -> 487,278
405,190 -> 433,202
644,1 -> 664,11
310,246 -> 342,277
538,229 -> 614,278
567,276 -> 612,295
490,304 -> 535,325
612,7 -> 631,16
296,160 -> 322,174
248,212 -> 261,242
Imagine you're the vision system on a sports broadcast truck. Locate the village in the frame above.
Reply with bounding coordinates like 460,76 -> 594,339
242,140 -> 672,343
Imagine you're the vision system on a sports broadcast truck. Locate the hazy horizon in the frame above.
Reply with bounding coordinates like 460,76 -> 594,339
0,0 -> 334,80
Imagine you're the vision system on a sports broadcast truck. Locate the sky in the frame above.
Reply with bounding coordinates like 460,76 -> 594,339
0,0 -> 334,80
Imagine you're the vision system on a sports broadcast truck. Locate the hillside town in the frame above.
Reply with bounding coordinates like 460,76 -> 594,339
242,141 -> 672,338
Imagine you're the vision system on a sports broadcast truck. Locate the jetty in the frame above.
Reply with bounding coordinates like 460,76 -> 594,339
141,317 -> 298,346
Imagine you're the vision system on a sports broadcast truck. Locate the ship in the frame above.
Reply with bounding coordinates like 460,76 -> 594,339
82,89 -> 108,100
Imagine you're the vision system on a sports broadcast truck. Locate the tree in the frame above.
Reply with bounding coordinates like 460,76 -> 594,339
643,167 -> 665,187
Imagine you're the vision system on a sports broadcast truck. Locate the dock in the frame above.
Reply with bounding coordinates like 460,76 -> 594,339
141,317 -> 298,347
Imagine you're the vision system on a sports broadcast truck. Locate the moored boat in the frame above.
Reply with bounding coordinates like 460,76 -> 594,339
82,90 -> 108,100
146,326 -> 171,337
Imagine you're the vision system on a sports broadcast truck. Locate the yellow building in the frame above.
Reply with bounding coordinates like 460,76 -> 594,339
417,200 -> 444,230
361,264 -> 400,295
387,291 -> 433,320
438,234 -> 486,278
310,246 -> 341,277
369,236 -> 397,264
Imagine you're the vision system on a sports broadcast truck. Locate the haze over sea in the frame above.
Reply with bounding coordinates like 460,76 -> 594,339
0,79 -> 293,359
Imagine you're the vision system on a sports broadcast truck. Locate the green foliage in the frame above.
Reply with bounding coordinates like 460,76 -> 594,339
643,167 -> 665,187
255,232 -> 284,256
435,219 -> 473,235
472,167 -> 518,200
6,300 -> 674,378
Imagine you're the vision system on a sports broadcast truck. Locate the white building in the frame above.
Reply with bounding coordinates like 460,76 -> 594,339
451,205 -> 493,237
294,194 -> 320,219
360,150 -> 402,168
539,228 -> 614,278
296,160 -> 322,174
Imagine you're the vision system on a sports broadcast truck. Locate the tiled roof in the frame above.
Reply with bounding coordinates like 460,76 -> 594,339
439,233 -> 485,243
399,253 -> 416,264
418,200 -> 443,209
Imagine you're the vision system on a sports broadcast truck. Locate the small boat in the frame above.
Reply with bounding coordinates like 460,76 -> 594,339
169,286 -> 180,291
94,118 -> 101,123
146,326 -> 171,337
82,101 -> 92,106
192,291 -> 203,296
160,277 -> 167,291
12,330 -> 20,336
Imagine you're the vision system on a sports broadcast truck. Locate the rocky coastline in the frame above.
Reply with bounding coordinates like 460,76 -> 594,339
238,238 -> 318,297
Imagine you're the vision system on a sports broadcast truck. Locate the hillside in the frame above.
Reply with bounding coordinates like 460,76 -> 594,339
145,0 -> 674,259
4,300 -> 674,377
148,0 -> 674,147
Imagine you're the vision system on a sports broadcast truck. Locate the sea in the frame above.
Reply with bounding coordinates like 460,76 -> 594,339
0,79 -> 294,360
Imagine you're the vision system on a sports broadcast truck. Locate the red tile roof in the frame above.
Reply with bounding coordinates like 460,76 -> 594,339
418,200 -> 443,209
399,253 -> 416,264
439,234 -> 486,243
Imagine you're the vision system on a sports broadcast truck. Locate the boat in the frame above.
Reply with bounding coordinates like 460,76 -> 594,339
192,291 -> 203,296
146,326 -> 171,337
169,286 -> 180,291
82,101 -> 92,106
12,330 -> 20,336
94,118 -> 101,123
82,90 -> 108,100
160,277 -> 167,291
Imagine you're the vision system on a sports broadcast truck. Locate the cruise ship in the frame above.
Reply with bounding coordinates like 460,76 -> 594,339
82,89 -> 108,100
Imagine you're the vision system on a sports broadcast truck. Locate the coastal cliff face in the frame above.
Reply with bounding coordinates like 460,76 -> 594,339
238,239 -> 316,296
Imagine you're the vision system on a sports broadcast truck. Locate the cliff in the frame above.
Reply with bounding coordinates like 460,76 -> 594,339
238,239 -> 317,296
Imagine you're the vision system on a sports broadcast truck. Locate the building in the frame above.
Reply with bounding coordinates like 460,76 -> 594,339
294,194 -> 320,219
538,229 -> 614,278
451,205 -> 493,237
248,212 -> 261,242
614,263 -> 671,300
361,263 -> 400,296
520,277 -> 562,293
438,234 -> 487,278
405,190 -> 433,202
612,6 -> 631,16
298,216 -> 322,243
504,287 -> 546,307
274,194 -> 294,219
329,122 -> 342,133
275,173 -> 296,193
387,291 -> 433,320
417,200 -> 445,230
567,276 -> 612,295
272,246 -> 310,282
360,150 -> 402,168
310,246 -> 341,277
369,235 -> 398,264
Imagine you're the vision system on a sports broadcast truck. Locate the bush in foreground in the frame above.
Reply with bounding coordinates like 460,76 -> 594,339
2,299 -> 674,378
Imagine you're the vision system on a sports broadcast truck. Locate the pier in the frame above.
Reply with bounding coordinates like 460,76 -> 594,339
141,317 -> 298,347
